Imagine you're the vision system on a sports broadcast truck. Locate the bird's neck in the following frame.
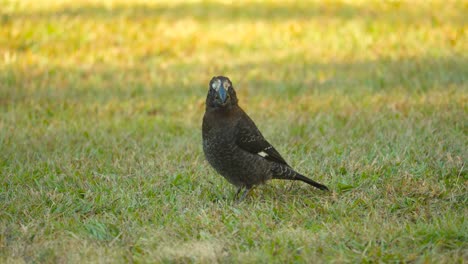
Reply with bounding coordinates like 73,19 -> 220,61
206,104 -> 238,113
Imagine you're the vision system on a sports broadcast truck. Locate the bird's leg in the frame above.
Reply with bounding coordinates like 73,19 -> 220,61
234,186 -> 243,200
238,187 -> 252,202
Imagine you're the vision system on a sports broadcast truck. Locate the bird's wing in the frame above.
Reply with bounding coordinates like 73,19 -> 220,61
235,112 -> 290,166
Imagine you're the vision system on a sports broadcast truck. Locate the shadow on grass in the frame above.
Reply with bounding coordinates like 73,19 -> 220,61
4,1 -> 466,25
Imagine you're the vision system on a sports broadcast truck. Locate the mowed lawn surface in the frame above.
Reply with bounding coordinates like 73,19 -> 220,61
1,0 -> 467,262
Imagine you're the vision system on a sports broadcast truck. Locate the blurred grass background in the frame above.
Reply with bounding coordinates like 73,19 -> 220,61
0,0 -> 467,263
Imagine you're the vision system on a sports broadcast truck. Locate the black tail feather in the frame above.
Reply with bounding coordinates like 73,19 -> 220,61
272,165 -> 329,191
294,173 -> 329,191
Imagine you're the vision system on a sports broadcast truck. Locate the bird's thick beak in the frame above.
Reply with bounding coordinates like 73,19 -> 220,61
218,86 -> 228,103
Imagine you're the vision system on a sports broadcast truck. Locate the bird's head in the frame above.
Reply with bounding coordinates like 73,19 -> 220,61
206,76 -> 238,109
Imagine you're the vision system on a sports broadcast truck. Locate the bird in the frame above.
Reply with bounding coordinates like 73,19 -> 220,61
202,76 -> 329,201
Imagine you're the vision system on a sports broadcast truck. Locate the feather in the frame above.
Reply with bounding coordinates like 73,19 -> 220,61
235,110 -> 290,166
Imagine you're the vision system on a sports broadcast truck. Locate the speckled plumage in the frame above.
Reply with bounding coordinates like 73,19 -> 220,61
202,76 -> 328,199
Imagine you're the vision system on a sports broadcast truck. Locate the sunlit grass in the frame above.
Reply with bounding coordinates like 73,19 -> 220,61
0,0 -> 467,263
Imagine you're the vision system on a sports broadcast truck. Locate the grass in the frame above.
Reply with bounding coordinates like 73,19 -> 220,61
0,0 -> 467,262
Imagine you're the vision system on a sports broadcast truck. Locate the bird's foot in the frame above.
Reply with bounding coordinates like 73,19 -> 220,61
235,187 -> 253,203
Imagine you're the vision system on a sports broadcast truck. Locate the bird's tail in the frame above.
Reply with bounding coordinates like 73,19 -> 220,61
294,173 -> 329,191
272,165 -> 329,191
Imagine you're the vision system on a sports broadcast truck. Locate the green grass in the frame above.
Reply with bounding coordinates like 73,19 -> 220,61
0,0 -> 467,262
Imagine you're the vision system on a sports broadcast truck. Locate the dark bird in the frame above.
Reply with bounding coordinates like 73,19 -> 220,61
202,76 -> 329,201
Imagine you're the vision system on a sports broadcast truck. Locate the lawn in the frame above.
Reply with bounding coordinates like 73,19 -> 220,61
0,0 -> 467,262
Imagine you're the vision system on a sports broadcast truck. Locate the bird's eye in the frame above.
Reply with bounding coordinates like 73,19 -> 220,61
211,79 -> 221,91
223,82 -> 230,89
